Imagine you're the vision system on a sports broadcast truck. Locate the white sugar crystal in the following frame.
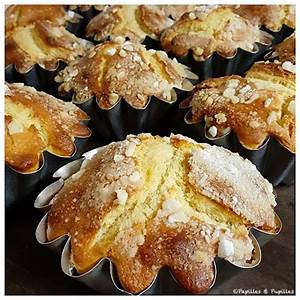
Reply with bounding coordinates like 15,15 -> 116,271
129,171 -> 141,184
226,79 -> 239,88
125,142 -> 136,157
119,49 -> 127,57
288,100 -> 295,114
168,211 -> 189,223
239,85 -> 251,94
232,196 -> 238,206
264,98 -> 272,108
162,198 -> 182,214
123,44 -> 134,51
223,87 -> 236,98
215,113 -> 227,124
106,48 -> 117,56
189,12 -> 196,20
5,85 -> 12,96
282,61 -> 295,74
108,93 -> 119,105
267,111 -> 278,125
132,54 -> 142,63
7,120 -> 24,135
208,126 -> 218,138
230,95 -> 240,104
218,236 -> 235,258
113,36 -> 125,44
156,51 -> 168,59
116,189 -> 128,205
67,10 -> 75,18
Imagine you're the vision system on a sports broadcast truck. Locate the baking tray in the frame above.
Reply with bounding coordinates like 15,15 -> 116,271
34,145 -> 282,295
58,74 -> 196,140
170,38 -> 272,82
5,62 -> 66,99
5,130 -> 99,212
262,24 -> 295,46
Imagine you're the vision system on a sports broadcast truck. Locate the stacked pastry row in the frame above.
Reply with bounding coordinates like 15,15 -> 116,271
5,5 -> 295,175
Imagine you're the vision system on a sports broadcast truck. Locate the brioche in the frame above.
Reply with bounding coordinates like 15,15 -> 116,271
160,6 -> 271,61
5,5 -> 80,33
56,40 -> 196,109
182,73 -> 295,152
234,5 -> 295,31
47,134 -> 278,294
86,5 -> 193,42
5,20 -> 91,73
5,83 -> 91,173
184,33 -> 295,152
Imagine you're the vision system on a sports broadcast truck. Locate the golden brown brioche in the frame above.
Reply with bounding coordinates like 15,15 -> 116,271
158,5 -> 197,20
247,32 -> 295,98
5,20 -> 91,73
182,74 -> 295,152
55,40 -> 196,109
234,5 -> 295,31
86,5 -> 177,42
246,62 -> 295,100
160,6 -> 272,61
47,134 -> 278,294
5,83 -> 91,173
5,5 -> 80,33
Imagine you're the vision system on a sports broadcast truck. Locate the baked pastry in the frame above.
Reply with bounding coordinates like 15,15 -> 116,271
5,5 -> 81,33
158,5 -> 197,20
46,133 -> 279,294
85,5 -> 190,42
246,33 -> 295,100
271,34 -> 295,65
181,72 -> 295,152
233,5 -> 295,32
5,82 -> 91,173
246,62 -> 295,102
5,19 -> 92,73
55,40 -> 196,109
160,5 -> 272,61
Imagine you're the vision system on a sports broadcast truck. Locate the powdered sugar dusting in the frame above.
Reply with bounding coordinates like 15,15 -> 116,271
188,145 -> 276,228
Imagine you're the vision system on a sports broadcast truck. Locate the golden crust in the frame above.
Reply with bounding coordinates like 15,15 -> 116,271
158,5 -> 197,20
47,134 -> 278,294
5,83 -> 91,173
246,62 -> 295,98
272,34 -> 295,64
160,6 -> 271,60
56,40 -> 195,109
86,5 -> 178,42
5,5 -> 75,33
234,5 -> 295,31
183,70 -> 295,152
5,20 -> 91,73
